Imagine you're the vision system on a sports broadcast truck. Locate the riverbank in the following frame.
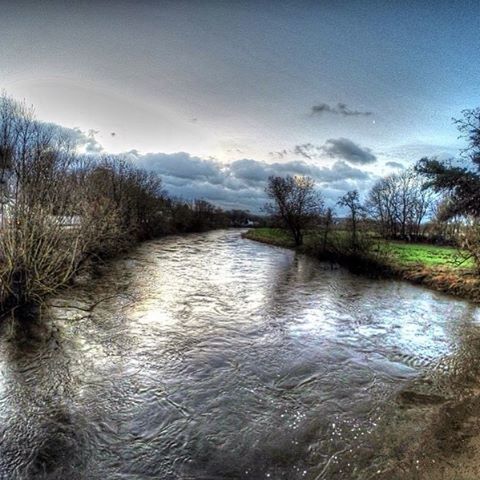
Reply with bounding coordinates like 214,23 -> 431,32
374,383 -> 480,479
243,228 -> 480,304
0,226 -> 230,321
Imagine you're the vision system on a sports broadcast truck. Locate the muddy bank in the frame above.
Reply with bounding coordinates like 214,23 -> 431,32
401,265 -> 480,305
371,389 -> 480,480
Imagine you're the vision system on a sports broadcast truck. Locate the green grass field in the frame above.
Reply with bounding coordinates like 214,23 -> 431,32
245,228 -> 475,270
387,242 -> 474,269
244,228 -> 295,247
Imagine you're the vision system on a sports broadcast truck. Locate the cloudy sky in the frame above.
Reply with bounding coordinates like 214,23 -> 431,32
2,0 -> 479,211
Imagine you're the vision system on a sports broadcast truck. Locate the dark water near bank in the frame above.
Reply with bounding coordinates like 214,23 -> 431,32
1,230 -> 480,479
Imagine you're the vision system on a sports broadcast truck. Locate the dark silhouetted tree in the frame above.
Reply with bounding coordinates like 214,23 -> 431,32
367,168 -> 433,240
338,190 -> 364,250
265,175 -> 323,246
416,108 -> 480,219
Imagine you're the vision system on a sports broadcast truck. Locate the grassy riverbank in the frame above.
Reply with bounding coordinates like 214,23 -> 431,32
243,228 -> 480,303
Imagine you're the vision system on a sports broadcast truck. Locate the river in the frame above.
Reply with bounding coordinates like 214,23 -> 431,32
0,229 -> 479,479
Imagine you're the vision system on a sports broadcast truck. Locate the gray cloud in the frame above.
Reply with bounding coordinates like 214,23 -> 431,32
135,152 -> 222,182
229,159 -> 270,182
293,143 -> 319,159
291,139 -> 377,165
127,151 -> 375,212
32,119 -> 377,212
272,139 -> 377,165
322,138 -> 377,165
311,102 -> 372,117
269,149 -> 288,159
311,103 -> 337,115
385,161 -> 405,169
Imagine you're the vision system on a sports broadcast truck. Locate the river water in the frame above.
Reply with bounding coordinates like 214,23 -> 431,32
1,229 -> 480,479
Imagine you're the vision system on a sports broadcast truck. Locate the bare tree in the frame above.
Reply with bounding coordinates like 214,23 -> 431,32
321,207 -> 334,252
265,175 -> 323,246
0,94 -> 169,309
0,91 -> 234,313
367,169 -> 434,240
0,99 -> 94,306
338,190 -> 364,250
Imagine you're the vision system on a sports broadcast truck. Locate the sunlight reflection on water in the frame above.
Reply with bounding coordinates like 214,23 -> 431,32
0,229 -> 479,479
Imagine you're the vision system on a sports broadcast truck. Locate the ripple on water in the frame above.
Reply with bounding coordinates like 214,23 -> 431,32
0,229 -> 479,479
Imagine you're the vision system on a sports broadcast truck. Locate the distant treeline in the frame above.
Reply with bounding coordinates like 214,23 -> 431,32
264,107 -> 480,272
0,93 -> 260,313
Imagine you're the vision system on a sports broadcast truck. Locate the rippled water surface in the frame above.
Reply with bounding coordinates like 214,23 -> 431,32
1,230 -> 480,479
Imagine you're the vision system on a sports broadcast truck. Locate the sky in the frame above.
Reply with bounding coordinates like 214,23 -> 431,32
1,0 -> 479,211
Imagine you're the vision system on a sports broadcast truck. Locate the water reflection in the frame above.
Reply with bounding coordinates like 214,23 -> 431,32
0,229 -> 479,479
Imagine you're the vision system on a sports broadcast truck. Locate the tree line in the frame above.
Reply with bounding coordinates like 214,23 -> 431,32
265,168 -> 436,245
265,106 -> 480,271
0,93 -> 253,312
